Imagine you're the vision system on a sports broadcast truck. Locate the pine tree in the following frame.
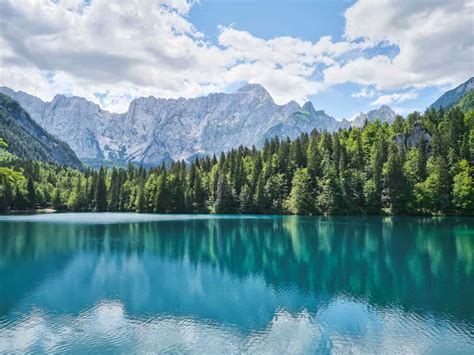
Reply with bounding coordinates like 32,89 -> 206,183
95,167 -> 107,212
307,134 -> 321,182
415,156 -> 451,214
452,159 -> 474,214
371,137 -> 387,204
109,167 -> 121,211
192,172 -> 206,213
264,173 -> 286,213
215,172 -> 232,213
26,176 -> 36,208
135,180 -> 146,212
13,186 -> 28,210
239,184 -> 253,213
383,142 -> 407,214
290,138 -> 306,168
254,175 -> 266,213
286,168 -> 314,215
154,172 -> 169,213
317,165 -> 341,214
52,188 -> 62,210
168,174 -> 185,212
67,176 -> 85,211
0,177 -> 12,210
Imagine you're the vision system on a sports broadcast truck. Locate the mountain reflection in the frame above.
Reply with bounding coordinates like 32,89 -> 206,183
0,215 -> 473,327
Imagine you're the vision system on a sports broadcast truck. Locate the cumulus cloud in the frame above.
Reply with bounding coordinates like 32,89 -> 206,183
352,87 -> 376,99
0,0 -> 472,113
0,0 -> 356,110
324,0 -> 474,90
371,90 -> 418,106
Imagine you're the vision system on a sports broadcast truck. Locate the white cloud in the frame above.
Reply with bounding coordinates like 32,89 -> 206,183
0,0 -> 472,113
371,90 -> 418,106
352,87 -> 376,99
325,0 -> 474,90
0,0 -> 357,110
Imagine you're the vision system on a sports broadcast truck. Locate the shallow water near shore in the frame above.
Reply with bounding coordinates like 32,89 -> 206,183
0,214 -> 473,353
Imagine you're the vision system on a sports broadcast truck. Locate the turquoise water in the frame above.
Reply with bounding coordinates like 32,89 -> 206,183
0,213 -> 473,353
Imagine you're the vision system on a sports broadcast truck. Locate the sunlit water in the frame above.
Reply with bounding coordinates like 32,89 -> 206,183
0,213 -> 473,353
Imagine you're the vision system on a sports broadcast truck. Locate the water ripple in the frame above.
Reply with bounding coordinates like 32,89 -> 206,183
1,299 -> 473,354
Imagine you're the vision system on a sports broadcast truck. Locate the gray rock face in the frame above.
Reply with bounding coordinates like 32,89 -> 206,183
395,122 -> 432,151
351,105 -> 397,128
430,77 -> 474,109
264,101 -> 350,141
0,84 -> 348,166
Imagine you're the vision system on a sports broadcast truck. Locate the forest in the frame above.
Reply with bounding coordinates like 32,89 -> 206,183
0,106 -> 473,216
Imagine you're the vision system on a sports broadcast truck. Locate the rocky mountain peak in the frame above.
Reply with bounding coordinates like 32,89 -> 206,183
379,104 -> 393,111
0,85 -> 351,167
236,83 -> 272,101
351,105 -> 396,128
237,82 -> 267,93
302,101 -> 317,115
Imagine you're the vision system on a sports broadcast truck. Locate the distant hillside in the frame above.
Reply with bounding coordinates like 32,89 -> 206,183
455,89 -> 474,112
0,93 -> 83,168
430,77 -> 474,110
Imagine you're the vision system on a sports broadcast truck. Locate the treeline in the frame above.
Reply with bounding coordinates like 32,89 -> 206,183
0,107 -> 473,215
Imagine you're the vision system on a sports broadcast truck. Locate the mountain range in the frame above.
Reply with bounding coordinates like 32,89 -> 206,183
1,77 -> 472,168
0,84 -> 396,167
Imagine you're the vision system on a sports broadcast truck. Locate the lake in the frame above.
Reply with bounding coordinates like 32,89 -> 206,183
0,213 -> 473,353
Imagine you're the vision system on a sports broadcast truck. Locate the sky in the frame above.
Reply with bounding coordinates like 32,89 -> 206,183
0,0 -> 473,120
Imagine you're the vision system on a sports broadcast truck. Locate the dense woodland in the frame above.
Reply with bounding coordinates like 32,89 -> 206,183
0,105 -> 473,215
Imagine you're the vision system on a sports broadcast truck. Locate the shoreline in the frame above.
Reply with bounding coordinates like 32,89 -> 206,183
0,210 -> 471,218
3,208 -> 57,214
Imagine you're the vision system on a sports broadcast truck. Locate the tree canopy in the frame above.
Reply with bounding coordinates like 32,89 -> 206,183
1,106 -> 472,215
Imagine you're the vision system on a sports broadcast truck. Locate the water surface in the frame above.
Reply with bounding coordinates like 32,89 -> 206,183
0,214 -> 473,353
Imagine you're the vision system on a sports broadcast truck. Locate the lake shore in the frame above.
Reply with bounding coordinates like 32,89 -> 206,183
3,208 -> 57,214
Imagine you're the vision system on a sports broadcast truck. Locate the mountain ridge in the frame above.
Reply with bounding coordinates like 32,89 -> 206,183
0,93 -> 83,168
0,85 -> 355,166
430,77 -> 474,109
351,105 -> 397,128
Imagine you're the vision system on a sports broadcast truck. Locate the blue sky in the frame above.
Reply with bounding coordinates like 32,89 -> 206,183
0,0 -> 472,118
190,0 -> 350,42
188,0 -> 449,119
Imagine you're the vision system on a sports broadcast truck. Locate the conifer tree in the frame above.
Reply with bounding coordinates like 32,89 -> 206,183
26,176 -> 35,208
254,175 -> 266,213
452,159 -> 473,214
95,167 -> 107,212
215,172 -> 232,213
238,184 -> 253,213
286,168 -> 314,215
154,172 -> 169,213
109,167 -> 121,211
383,142 -> 407,214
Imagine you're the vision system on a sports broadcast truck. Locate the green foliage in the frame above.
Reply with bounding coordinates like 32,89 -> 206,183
452,160 -> 474,214
455,89 -> 474,112
383,142 -> 408,214
285,168 -> 314,215
0,105 -> 472,215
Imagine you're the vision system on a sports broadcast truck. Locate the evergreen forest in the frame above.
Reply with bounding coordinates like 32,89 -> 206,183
0,106 -> 473,216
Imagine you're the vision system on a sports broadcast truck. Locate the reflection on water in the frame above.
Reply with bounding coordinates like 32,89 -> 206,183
0,214 -> 473,353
